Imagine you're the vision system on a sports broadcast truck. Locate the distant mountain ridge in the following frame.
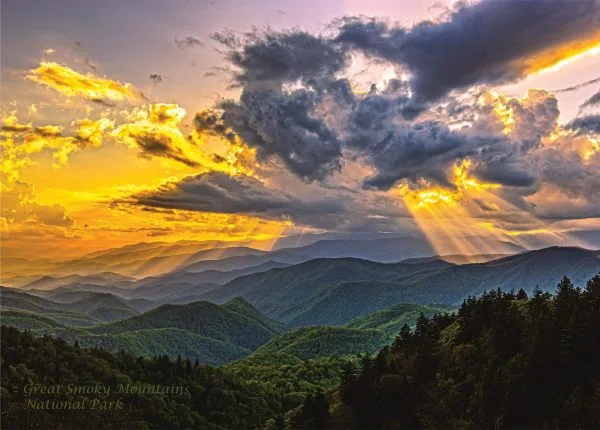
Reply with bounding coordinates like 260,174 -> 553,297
3,235 -> 526,283
0,288 -> 285,364
196,247 -> 600,326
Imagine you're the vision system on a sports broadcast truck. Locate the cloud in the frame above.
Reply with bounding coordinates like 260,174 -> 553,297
335,0 -> 600,105
1,113 -> 115,184
213,29 -> 347,88
197,89 -> 343,181
1,180 -> 74,228
554,76 -> 600,93
195,76 -> 562,193
118,171 -> 346,228
567,115 -> 600,134
199,0 -> 599,188
149,73 -> 163,84
112,103 -> 201,167
175,36 -> 203,49
581,90 -> 600,108
112,103 -> 255,174
11,1 -> 600,240
72,117 -> 115,147
26,62 -> 146,105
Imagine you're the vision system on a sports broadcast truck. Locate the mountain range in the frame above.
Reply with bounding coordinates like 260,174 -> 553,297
2,245 -> 598,366
2,235 -> 526,284
195,247 -> 600,326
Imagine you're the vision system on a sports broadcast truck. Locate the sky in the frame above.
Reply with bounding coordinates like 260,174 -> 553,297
1,0 -> 599,261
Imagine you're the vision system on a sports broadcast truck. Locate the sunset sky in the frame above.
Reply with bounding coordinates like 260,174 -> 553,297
1,0 -> 599,261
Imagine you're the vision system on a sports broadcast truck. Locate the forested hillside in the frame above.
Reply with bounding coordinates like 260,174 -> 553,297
5,274 -> 600,429
324,274 -> 600,429
346,303 -> 453,335
0,326 -> 279,429
0,293 -> 286,364
254,326 -> 388,360
89,299 -> 283,351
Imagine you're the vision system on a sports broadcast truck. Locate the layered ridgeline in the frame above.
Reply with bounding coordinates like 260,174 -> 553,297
199,247 -> 600,325
0,290 -> 286,365
3,235 -> 523,284
10,247 -> 598,321
0,287 -> 439,365
3,274 -> 600,429
2,247 -> 599,365
0,287 -> 140,325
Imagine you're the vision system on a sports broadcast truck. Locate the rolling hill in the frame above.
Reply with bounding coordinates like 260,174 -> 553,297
72,328 -> 250,364
0,287 -> 141,322
253,326 -> 388,360
200,258 -> 452,319
0,287 -> 286,364
0,309 -> 71,331
21,272 -> 135,291
88,297 -> 284,352
346,302 -> 454,335
197,247 -> 600,326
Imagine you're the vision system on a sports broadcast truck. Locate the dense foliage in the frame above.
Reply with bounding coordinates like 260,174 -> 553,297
1,296 -> 284,364
334,275 -> 600,429
346,303 -> 453,335
254,327 -> 388,359
0,326 -> 280,429
3,271 -> 600,429
226,352 -> 354,414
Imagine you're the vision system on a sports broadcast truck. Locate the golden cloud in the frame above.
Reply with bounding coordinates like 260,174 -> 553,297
1,113 -> 114,185
26,62 -> 145,104
522,29 -> 600,76
73,117 -> 115,147
112,103 -> 257,176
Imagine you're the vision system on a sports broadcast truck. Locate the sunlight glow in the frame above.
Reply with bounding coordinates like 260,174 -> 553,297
583,138 -> 599,161
481,90 -> 516,135
526,32 -> 600,75
396,159 -> 564,256
404,160 -> 500,210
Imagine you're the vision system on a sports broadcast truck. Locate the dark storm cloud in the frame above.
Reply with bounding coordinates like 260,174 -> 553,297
215,29 -> 348,88
189,0 -> 598,225
475,161 -> 536,188
197,0 -> 599,189
346,89 -> 556,190
567,115 -> 600,134
195,82 -> 547,191
134,172 -> 293,213
360,120 -> 536,190
361,120 -> 467,189
175,36 -> 203,49
123,171 -> 346,228
581,90 -> 600,108
335,0 -> 600,104
198,88 -> 343,181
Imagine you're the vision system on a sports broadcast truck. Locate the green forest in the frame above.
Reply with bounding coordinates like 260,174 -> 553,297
332,275 -> 600,429
1,274 -> 599,428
